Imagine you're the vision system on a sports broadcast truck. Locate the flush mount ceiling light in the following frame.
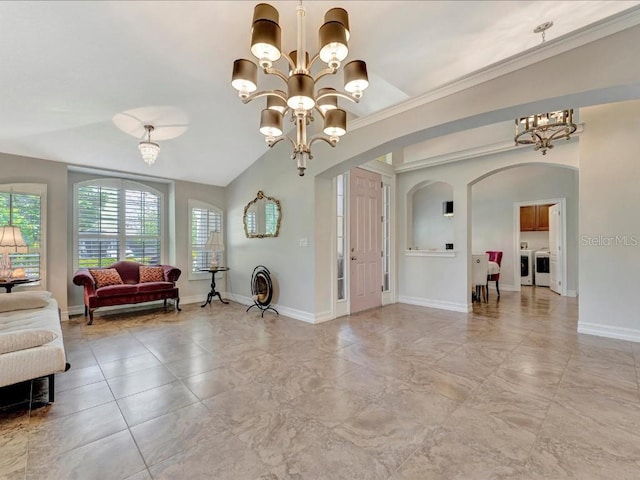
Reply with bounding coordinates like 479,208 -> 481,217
514,110 -> 577,155
138,125 -> 160,166
232,1 -> 369,176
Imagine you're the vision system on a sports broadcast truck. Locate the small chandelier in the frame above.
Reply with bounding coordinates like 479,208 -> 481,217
231,2 -> 369,176
514,110 -> 577,155
138,125 -> 160,166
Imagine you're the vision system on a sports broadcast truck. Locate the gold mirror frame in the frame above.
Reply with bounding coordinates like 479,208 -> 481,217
243,190 -> 282,238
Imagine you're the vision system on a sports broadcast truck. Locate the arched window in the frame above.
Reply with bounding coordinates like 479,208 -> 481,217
189,200 -> 223,276
74,179 -> 163,267
0,183 -> 46,281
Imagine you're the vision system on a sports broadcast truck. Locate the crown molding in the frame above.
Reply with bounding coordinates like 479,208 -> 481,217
395,124 -> 583,173
350,7 -> 640,132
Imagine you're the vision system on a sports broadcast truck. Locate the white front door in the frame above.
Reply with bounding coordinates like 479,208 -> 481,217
549,203 -> 562,294
349,168 -> 382,313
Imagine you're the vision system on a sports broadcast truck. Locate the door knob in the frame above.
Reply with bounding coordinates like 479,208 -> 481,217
351,256 -> 357,260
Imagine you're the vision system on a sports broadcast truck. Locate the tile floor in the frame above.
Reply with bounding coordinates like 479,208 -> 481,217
1,287 -> 640,479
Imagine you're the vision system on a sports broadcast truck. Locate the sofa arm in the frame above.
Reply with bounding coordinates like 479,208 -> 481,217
73,269 -> 96,295
162,265 -> 181,284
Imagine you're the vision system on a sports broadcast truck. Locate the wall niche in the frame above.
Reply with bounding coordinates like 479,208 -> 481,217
409,181 -> 454,251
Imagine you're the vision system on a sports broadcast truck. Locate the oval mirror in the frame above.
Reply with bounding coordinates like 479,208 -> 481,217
243,190 -> 281,238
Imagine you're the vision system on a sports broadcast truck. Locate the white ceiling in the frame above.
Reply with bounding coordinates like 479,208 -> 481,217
0,1 -> 638,186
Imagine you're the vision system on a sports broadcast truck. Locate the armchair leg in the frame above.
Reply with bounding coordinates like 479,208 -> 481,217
496,280 -> 500,298
87,309 -> 94,325
84,305 -> 88,317
175,297 -> 181,312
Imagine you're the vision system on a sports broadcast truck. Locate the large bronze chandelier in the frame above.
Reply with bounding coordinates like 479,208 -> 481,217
231,2 -> 369,176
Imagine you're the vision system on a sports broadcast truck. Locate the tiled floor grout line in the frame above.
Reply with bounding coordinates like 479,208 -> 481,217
92,344 -> 156,476
12,291 -> 640,478
523,350 -> 572,463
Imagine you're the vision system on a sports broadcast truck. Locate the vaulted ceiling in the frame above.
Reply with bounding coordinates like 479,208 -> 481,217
0,1 -> 637,186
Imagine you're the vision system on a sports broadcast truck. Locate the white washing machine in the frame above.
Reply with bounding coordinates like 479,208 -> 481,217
535,249 -> 550,287
520,250 -> 533,285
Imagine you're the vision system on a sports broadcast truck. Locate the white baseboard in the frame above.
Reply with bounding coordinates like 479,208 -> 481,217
578,322 -> 640,343
224,293 -> 331,324
566,290 -> 578,297
180,294 -> 208,306
398,295 -> 471,313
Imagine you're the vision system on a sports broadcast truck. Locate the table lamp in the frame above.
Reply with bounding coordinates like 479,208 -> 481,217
0,225 -> 28,279
205,231 -> 224,268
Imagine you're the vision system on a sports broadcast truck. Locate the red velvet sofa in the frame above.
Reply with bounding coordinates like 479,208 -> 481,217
73,260 -> 181,325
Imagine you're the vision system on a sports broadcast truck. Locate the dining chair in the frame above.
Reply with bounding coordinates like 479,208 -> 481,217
486,250 -> 503,299
472,253 -> 489,302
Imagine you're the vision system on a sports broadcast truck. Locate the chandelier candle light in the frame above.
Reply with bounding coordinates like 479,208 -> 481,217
514,110 -> 577,155
139,125 -> 160,166
232,2 -> 369,176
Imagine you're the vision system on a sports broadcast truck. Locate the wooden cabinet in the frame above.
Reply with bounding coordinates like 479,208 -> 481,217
520,204 -> 552,231
536,204 -> 550,231
520,206 -> 537,231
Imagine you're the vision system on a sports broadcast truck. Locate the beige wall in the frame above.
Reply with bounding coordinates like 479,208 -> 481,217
471,161 -> 579,292
223,25 -> 640,320
1,155 -> 227,316
0,153 -> 69,312
67,172 -> 226,313
578,100 -> 640,341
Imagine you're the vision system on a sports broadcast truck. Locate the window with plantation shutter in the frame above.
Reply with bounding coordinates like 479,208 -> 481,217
75,180 -> 163,268
265,202 -> 278,236
189,200 -> 223,275
0,184 -> 46,281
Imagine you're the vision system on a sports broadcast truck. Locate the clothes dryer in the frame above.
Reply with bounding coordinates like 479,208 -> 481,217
535,249 -> 550,287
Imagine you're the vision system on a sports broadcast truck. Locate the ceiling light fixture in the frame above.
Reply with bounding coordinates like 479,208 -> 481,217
514,23 -> 576,155
138,125 -> 160,166
514,110 -> 577,155
231,2 -> 369,176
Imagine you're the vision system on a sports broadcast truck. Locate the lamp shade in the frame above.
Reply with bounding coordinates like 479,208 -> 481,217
205,231 -> 225,250
0,225 -> 28,253
323,109 -> 347,137
324,8 -> 350,40
259,109 -> 283,137
317,88 -> 338,114
266,92 -> 287,113
319,21 -> 349,65
344,60 -> 369,94
289,51 -> 310,72
252,3 -> 279,24
251,19 -> 282,63
287,73 -> 315,110
232,59 -> 258,95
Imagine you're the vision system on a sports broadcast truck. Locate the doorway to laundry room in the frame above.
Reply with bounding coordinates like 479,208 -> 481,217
516,199 -> 566,296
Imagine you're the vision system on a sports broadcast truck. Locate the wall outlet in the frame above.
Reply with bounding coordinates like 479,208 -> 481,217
299,238 -> 309,247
